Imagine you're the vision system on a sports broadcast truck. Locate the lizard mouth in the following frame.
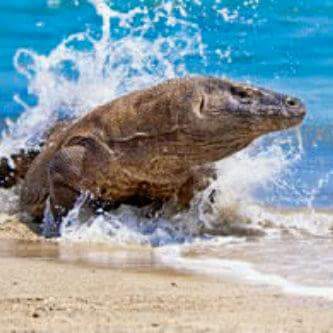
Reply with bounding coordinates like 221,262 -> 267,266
279,115 -> 305,130
227,104 -> 306,134
262,112 -> 306,133
271,103 -> 306,130
253,100 -> 306,131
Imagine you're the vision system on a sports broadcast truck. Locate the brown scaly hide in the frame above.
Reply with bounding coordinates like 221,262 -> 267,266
0,77 -> 305,224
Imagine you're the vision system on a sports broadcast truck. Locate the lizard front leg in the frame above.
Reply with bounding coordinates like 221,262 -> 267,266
177,165 -> 217,209
46,136 -> 117,236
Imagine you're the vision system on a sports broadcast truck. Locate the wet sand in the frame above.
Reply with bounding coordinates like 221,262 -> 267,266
0,216 -> 332,332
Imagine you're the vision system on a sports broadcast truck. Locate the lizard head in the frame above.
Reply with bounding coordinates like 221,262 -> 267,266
115,76 -> 306,165
159,76 -> 306,163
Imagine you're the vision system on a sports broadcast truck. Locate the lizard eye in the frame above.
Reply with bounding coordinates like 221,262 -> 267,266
231,86 -> 250,99
230,86 -> 252,104
238,90 -> 249,99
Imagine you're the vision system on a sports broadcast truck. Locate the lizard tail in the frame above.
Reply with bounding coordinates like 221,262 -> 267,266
0,149 -> 40,188
0,120 -> 74,189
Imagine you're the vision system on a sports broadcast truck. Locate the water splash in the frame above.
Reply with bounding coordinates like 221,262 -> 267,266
0,0 -> 331,243
157,245 -> 333,301
0,0 -> 203,157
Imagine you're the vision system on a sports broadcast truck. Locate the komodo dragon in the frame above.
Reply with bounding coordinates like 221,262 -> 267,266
0,76 -> 306,236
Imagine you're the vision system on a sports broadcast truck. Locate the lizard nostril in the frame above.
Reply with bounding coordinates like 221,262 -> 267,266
286,97 -> 298,107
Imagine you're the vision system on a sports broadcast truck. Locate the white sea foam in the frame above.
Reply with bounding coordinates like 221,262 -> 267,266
157,246 -> 333,301
1,0 -> 202,157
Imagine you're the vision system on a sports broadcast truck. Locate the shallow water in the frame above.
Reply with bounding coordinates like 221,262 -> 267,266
0,239 -> 158,270
1,238 -> 332,301
0,0 -> 332,299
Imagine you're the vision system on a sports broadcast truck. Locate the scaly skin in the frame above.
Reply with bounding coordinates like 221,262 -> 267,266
0,76 -> 306,234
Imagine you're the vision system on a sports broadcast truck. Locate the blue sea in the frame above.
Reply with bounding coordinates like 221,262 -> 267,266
0,0 -> 332,298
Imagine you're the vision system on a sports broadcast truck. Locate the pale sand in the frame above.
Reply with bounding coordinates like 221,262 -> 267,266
0,216 -> 332,332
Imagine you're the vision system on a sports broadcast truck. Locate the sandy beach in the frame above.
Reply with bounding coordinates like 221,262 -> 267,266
0,216 -> 332,333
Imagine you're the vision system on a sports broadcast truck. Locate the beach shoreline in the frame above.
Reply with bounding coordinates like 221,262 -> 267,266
0,216 -> 332,332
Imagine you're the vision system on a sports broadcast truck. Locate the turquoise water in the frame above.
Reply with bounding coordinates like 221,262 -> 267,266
0,0 -> 332,207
